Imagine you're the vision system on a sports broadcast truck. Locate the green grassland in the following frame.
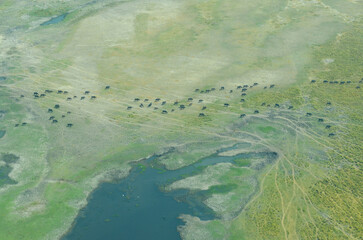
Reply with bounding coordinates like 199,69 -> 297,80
0,0 -> 362,239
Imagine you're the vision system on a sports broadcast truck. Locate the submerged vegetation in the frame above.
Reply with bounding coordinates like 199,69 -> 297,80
0,0 -> 362,239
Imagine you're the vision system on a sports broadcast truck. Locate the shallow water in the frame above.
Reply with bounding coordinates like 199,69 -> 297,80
63,148 -> 277,240
40,13 -> 68,26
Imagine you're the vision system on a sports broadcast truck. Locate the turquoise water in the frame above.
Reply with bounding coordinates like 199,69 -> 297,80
62,147 -> 277,240
40,13 -> 68,26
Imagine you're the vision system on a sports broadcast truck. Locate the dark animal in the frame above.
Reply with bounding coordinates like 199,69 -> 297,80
326,102 -> 331,105
52,120 -> 58,123
237,86 -> 242,89
270,84 -> 275,88
199,113 -> 205,117
22,122 -> 27,126
254,110 -> 259,114
20,95 -> 24,98
240,114 -> 246,118
67,97 -> 72,101
229,90 -> 233,93
240,99 -> 245,102
67,123 -> 73,127
81,96 -> 85,100
224,103 -> 229,107
91,96 -> 96,99
306,112 -> 312,116
67,111 -> 71,114
253,83 -> 258,86
243,85 -> 248,88
241,93 -> 246,96
328,133 -> 335,137
198,99 -> 203,103
48,108 -> 53,113
105,86 -> 110,89
127,106 -> 132,110
40,94 -> 46,97
174,101 -> 179,105
147,103 -> 152,107
62,115 -> 65,118
179,105 -> 185,109
155,98 -> 160,102
15,124 -> 19,127
85,91 -> 90,94
162,110 -> 168,114
323,80 -> 328,83
63,91 -> 68,94
49,116 -> 55,120
288,106 -> 293,109
275,104 -> 280,108
54,104 -> 60,109
211,88 -> 216,91
242,88 -> 247,92
311,80 -> 316,83
220,86 -> 224,90
161,101 -> 166,105
188,98 -> 193,101
202,106 -> 207,110
134,98 -> 140,102
318,118 -> 324,122
326,125 -> 331,129
140,103 -> 144,108
195,89 -> 200,92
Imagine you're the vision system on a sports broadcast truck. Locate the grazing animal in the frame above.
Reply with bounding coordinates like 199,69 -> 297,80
174,101 -> 179,105
240,114 -> 246,118
105,86 -> 110,89
356,86 -> 361,89
15,124 -> 19,127
311,80 -> 316,83
127,106 -> 132,110
288,106 -> 293,109
340,81 -> 345,84
91,96 -> 96,99
188,98 -> 193,101
62,115 -> 65,118
48,108 -> 53,113
134,98 -> 140,102
237,86 -> 242,89
171,109 -> 175,112
195,89 -> 200,92
220,86 -> 224,90
67,123 -> 73,127
224,103 -> 229,107
328,133 -> 335,137
40,94 -> 46,97
270,84 -> 275,88
20,95 -> 24,98
254,110 -> 259,114
206,89 -> 210,93
318,118 -> 324,122
147,103 -> 152,107
45,90 -> 53,93
306,112 -> 312,116
261,102 -> 266,106
253,82 -> 258,86
240,99 -> 245,102
347,81 -> 351,83
241,93 -> 246,96
154,107 -> 158,110
73,96 -> 77,98
211,88 -> 216,91
323,80 -> 328,83
198,99 -> 203,103
22,122 -> 27,126
275,104 -> 280,108
67,111 -> 71,114
161,101 -> 166,105
229,90 -> 233,93
63,91 -> 68,94
52,120 -> 58,123
326,125 -> 331,129
140,103 -> 144,108
162,110 -> 168,114
264,86 -> 267,89
242,88 -> 247,92
326,102 -> 331,105
49,116 -> 55,120
67,97 -> 72,101
57,90 -> 63,94
85,91 -> 90,94
81,96 -> 85,100
202,106 -> 207,110
199,113 -> 205,117
179,105 -> 185,109
54,104 -> 60,109
243,85 -> 248,88
155,98 -> 160,102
